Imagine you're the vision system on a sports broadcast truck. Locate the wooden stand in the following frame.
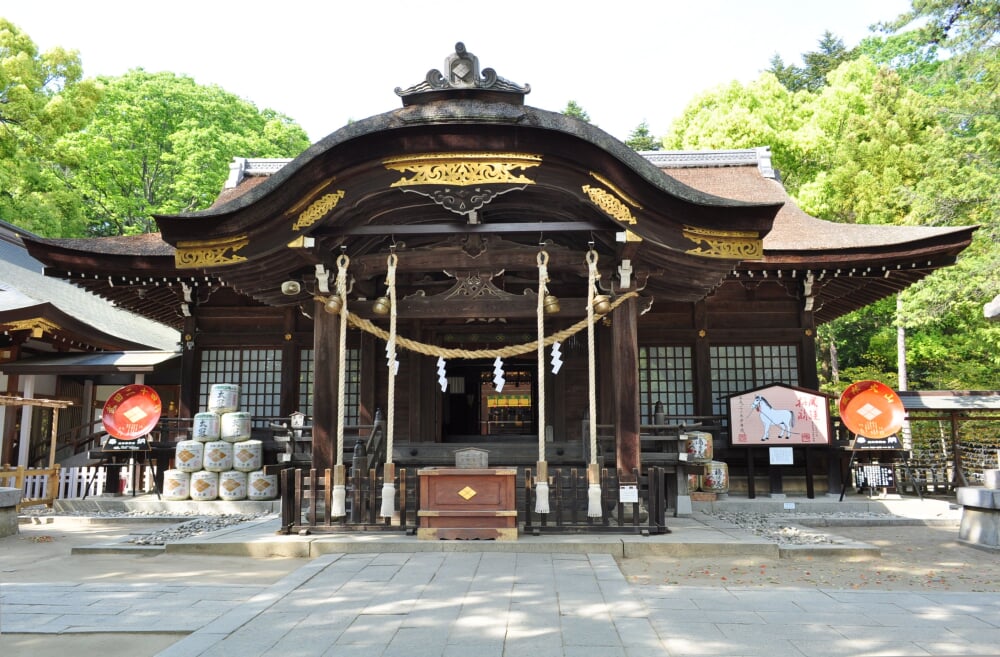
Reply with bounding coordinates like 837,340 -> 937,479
417,467 -> 517,540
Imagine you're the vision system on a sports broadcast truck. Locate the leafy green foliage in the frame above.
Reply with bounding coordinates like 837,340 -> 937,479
0,19 -> 100,236
53,70 -> 310,236
665,1 -> 1000,392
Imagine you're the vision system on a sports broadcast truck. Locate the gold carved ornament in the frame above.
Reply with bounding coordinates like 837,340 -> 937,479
293,190 -> 346,231
3,318 -> 61,339
682,226 -> 763,260
175,234 -> 250,269
383,152 -> 541,186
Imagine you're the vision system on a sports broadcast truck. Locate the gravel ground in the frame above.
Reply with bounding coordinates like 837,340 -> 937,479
620,512 -> 1000,592
19,506 -> 271,545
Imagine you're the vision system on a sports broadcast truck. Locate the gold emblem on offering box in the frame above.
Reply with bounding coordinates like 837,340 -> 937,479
458,486 -> 478,500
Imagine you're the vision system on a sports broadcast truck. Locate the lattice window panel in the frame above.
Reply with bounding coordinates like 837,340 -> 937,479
296,347 -> 360,425
709,344 -> 799,416
198,349 -> 282,424
639,346 -> 694,422
298,348 -> 314,418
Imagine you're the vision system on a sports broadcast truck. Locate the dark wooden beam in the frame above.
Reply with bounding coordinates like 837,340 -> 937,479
320,220 -> 604,237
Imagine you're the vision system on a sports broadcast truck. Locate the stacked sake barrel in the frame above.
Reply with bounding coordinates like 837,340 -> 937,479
162,384 -> 278,502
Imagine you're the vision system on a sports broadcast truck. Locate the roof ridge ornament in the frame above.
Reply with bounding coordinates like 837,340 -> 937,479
395,42 -> 530,106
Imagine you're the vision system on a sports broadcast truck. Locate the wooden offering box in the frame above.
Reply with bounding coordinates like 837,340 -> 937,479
417,467 -> 517,540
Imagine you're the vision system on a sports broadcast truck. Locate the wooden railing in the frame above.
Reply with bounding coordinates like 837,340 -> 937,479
0,464 -> 61,510
279,464 -> 672,535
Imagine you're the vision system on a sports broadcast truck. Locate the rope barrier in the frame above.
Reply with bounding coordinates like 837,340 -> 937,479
332,253 -> 349,517
586,249 -> 602,518
380,252 -> 399,518
535,250 -> 550,514
316,290 -> 639,360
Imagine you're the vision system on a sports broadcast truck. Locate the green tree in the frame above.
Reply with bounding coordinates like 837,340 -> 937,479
562,100 -> 591,123
0,19 -> 101,236
662,73 -> 811,191
54,69 -> 310,236
625,120 -> 661,151
768,31 -> 853,92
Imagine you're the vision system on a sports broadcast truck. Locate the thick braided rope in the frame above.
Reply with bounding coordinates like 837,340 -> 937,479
329,290 -> 638,360
586,250 -> 599,467
386,253 -> 398,467
335,254 -> 349,467
536,251 -> 548,464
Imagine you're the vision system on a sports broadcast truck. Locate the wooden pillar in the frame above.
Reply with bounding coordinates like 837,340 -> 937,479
179,317 -> 198,418
799,310 -> 819,390
279,308 -> 298,416
311,299 -> 339,472
358,332 -> 375,426
693,301 -> 712,415
613,296 -> 640,482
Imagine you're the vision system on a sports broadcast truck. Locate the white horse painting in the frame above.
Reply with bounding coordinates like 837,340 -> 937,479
751,395 -> 795,440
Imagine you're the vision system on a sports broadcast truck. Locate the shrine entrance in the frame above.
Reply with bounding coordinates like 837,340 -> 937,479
441,358 -> 536,441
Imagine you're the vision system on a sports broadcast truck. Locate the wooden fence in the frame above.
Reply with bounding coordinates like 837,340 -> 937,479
0,464 -> 156,508
279,465 -> 672,535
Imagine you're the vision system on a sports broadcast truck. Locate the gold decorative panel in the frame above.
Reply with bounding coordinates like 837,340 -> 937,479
589,172 -> 642,209
293,191 -> 346,231
175,235 -> 249,268
582,184 -> 637,225
458,486 -> 478,500
384,152 -> 541,186
682,226 -> 763,259
3,318 -> 61,339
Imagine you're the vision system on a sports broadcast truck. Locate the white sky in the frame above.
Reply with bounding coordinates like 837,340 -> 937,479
5,0 -> 910,143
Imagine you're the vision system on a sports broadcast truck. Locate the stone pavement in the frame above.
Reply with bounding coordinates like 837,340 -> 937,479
3,496 -> 998,656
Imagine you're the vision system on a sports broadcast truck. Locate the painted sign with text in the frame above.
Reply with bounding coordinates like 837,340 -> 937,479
729,384 -> 831,447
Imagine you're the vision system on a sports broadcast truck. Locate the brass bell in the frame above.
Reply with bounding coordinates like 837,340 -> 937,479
592,294 -> 612,315
324,294 -> 343,315
543,294 -> 561,315
372,296 -> 391,315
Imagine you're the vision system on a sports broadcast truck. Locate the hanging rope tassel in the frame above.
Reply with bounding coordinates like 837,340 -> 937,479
534,250 -> 550,515
586,249 -> 603,518
380,252 -> 399,519
332,254 -> 350,518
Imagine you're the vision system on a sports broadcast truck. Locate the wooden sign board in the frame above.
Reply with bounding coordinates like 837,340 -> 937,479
729,384 -> 831,447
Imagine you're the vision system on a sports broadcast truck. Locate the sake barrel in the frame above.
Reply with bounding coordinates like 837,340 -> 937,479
702,460 -> 730,494
684,431 -> 713,463
207,384 -> 240,413
189,470 -> 219,501
202,440 -> 234,472
174,440 -> 204,473
233,439 -> 262,472
687,472 -> 701,492
191,412 -> 221,442
162,469 -> 190,501
218,470 -> 248,501
220,411 -> 252,442
248,470 -> 279,501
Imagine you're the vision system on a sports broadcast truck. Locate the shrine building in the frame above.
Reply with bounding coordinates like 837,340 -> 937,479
10,44 -> 976,520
